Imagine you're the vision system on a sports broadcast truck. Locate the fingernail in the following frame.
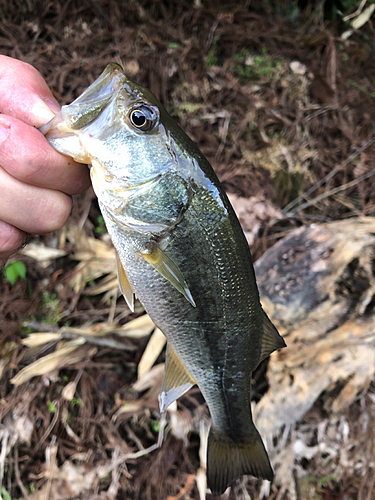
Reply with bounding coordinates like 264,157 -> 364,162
33,100 -> 60,124
43,98 -> 61,114
0,122 -> 10,144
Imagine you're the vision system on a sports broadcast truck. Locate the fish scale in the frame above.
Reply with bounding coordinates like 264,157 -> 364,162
41,63 -> 286,496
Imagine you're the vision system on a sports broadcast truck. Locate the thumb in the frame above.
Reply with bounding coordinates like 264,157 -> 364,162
0,55 -> 60,127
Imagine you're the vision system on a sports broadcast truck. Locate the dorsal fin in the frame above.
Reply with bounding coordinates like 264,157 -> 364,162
116,253 -> 134,312
160,343 -> 196,412
258,309 -> 286,365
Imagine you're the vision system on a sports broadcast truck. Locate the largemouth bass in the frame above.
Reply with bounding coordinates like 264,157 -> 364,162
40,64 -> 286,495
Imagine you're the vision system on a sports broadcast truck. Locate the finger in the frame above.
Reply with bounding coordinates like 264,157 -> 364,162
0,55 -> 61,127
0,220 -> 27,262
0,116 -> 90,195
0,165 -> 73,234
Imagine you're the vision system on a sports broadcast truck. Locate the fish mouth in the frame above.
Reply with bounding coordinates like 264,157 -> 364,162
39,63 -> 127,138
39,112 -> 66,136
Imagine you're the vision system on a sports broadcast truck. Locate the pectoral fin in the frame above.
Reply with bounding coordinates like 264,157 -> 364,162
140,243 -> 196,308
116,253 -> 135,312
160,343 -> 196,412
258,309 -> 286,365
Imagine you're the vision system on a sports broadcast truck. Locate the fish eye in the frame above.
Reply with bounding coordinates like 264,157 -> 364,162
129,105 -> 158,132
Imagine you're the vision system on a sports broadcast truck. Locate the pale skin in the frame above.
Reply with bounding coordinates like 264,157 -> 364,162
0,56 -> 90,268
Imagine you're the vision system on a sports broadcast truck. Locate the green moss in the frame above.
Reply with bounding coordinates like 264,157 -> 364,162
41,291 -> 62,325
274,167 -> 304,207
232,48 -> 284,82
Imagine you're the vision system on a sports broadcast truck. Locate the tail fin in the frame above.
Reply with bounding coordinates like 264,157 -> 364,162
206,427 -> 273,496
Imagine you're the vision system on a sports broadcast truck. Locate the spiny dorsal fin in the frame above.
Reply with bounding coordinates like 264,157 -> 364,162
160,343 -> 196,412
116,253 -> 134,312
140,242 -> 196,308
259,309 -> 286,365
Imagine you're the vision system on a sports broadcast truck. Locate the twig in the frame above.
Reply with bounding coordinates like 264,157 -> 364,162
167,474 -> 195,500
342,0 -> 368,21
286,169 -> 375,214
206,17 -> 220,48
35,402 -> 60,451
99,442 -> 160,476
282,136 -> 375,215
124,423 -> 145,451
14,446 -> 31,500
157,411 -> 168,448
23,321 -> 59,333
107,447 -> 121,498
23,323 -> 137,352
61,332 -> 136,351
107,442 -> 162,476
292,469 -> 302,500
0,429 -> 9,490
215,111 -> 231,163
44,436 -> 58,500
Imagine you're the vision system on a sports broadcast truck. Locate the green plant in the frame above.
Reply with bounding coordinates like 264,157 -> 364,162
0,486 -> 21,500
205,34 -> 220,68
206,47 -> 218,68
47,400 -> 57,413
167,42 -> 180,49
150,420 -> 160,433
26,483 -> 36,494
175,102 -> 203,118
3,260 -> 26,286
95,215 -> 106,235
71,397 -> 82,407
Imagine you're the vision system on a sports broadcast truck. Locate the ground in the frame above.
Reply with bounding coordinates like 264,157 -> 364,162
1,1 -> 375,499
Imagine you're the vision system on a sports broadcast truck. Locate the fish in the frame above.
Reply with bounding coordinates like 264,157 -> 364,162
40,63 -> 286,495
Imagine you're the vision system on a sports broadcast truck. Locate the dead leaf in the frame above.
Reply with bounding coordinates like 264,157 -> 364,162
137,328 -> 166,379
21,242 -> 67,264
11,339 -> 87,385
118,314 -> 155,338
352,4 -> 375,29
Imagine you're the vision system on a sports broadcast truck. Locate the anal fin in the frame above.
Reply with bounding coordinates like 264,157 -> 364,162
140,242 -> 196,308
116,253 -> 134,312
160,343 -> 196,412
259,309 -> 286,365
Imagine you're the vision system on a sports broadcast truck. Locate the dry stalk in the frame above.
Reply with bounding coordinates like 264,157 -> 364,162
282,136 -> 375,215
14,446 -> 30,500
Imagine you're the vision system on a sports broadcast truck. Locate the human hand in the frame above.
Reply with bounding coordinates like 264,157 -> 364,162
0,56 -> 91,268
